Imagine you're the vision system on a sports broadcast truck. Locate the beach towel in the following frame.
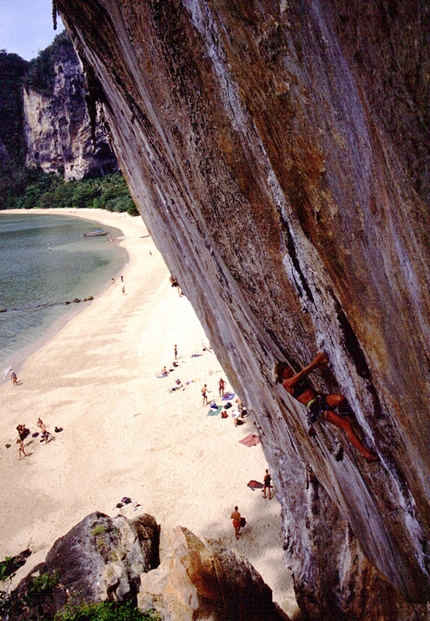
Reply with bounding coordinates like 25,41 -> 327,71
222,392 -> 235,400
239,433 -> 261,447
247,480 -> 264,490
207,406 -> 222,416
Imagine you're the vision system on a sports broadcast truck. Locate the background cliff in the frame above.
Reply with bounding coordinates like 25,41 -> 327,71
0,51 -> 28,169
22,31 -> 118,180
0,32 -> 117,183
55,1 -> 430,619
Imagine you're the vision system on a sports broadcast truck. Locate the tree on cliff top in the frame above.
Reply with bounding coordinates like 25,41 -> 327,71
0,51 -> 28,168
23,30 -> 74,97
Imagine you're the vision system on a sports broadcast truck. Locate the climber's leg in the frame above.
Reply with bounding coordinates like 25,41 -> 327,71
325,394 -> 346,408
324,409 -> 378,462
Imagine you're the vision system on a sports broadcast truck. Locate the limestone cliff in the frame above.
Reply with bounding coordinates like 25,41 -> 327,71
55,1 -> 430,619
23,31 -> 118,180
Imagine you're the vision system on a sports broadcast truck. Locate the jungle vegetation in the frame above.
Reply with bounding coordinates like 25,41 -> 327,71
0,168 -> 139,216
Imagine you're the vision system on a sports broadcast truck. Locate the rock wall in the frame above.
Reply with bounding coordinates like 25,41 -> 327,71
7,512 -> 160,619
23,33 -> 118,180
55,1 -> 430,619
139,525 -> 288,621
6,513 -> 285,621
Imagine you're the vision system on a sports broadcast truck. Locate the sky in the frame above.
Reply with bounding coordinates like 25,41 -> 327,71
0,0 -> 64,61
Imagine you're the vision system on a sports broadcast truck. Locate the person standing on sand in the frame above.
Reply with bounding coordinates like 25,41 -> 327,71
17,438 -> 27,460
218,377 -> 226,397
230,506 -> 242,540
10,369 -> 18,386
263,469 -> 272,499
16,424 -> 30,441
201,384 -> 208,406
169,275 -> 183,296
174,344 -> 178,360
37,418 -> 50,444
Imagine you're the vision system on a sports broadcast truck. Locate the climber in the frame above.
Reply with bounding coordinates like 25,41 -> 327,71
274,352 -> 379,462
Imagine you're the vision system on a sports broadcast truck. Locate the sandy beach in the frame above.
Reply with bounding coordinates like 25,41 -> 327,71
0,208 -> 296,617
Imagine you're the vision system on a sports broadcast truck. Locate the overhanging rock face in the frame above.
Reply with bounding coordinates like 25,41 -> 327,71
56,1 -> 430,618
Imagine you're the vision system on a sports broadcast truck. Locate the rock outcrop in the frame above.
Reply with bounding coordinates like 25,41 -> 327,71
0,35 -> 118,180
5,513 -> 284,621
6,512 -> 159,620
23,32 -> 118,180
55,2 -> 430,619
139,526 -> 288,621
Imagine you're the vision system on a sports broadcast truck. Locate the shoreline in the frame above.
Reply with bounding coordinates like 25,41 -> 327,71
0,209 -> 131,384
0,208 -> 296,616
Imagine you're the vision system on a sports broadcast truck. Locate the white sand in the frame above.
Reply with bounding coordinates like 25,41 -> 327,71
0,209 -> 296,617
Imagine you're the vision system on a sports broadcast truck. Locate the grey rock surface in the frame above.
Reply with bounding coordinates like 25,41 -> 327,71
6,513 -> 285,621
138,525 -> 288,621
55,2 -> 430,618
23,33 -> 118,180
7,512 -> 159,620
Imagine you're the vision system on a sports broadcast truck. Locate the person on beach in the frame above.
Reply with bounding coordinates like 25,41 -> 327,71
218,377 -> 226,397
169,378 -> 183,392
169,275 -> 183,296
122,285 -> 125,294
234,398 -> 248,419
37,418 -> 50,444
121,275 -> 124,282
16,424 -> 30,441
263,469 -> 272,499
161,366 -> 168,376
10,369 -> 18,386
274,352 -> 379,462
201,384 -> 208,406
230,506 -> 242,540
232,408 -> 244,426
17,438 -> 27,460
174,344 -> 178,360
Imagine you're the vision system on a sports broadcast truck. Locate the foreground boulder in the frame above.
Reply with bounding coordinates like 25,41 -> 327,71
138,526 -> 288,621
7,512 -> 160,620
6,513 -> 286,621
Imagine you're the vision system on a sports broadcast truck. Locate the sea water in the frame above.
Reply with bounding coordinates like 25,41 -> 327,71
0,212 -> 128,382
